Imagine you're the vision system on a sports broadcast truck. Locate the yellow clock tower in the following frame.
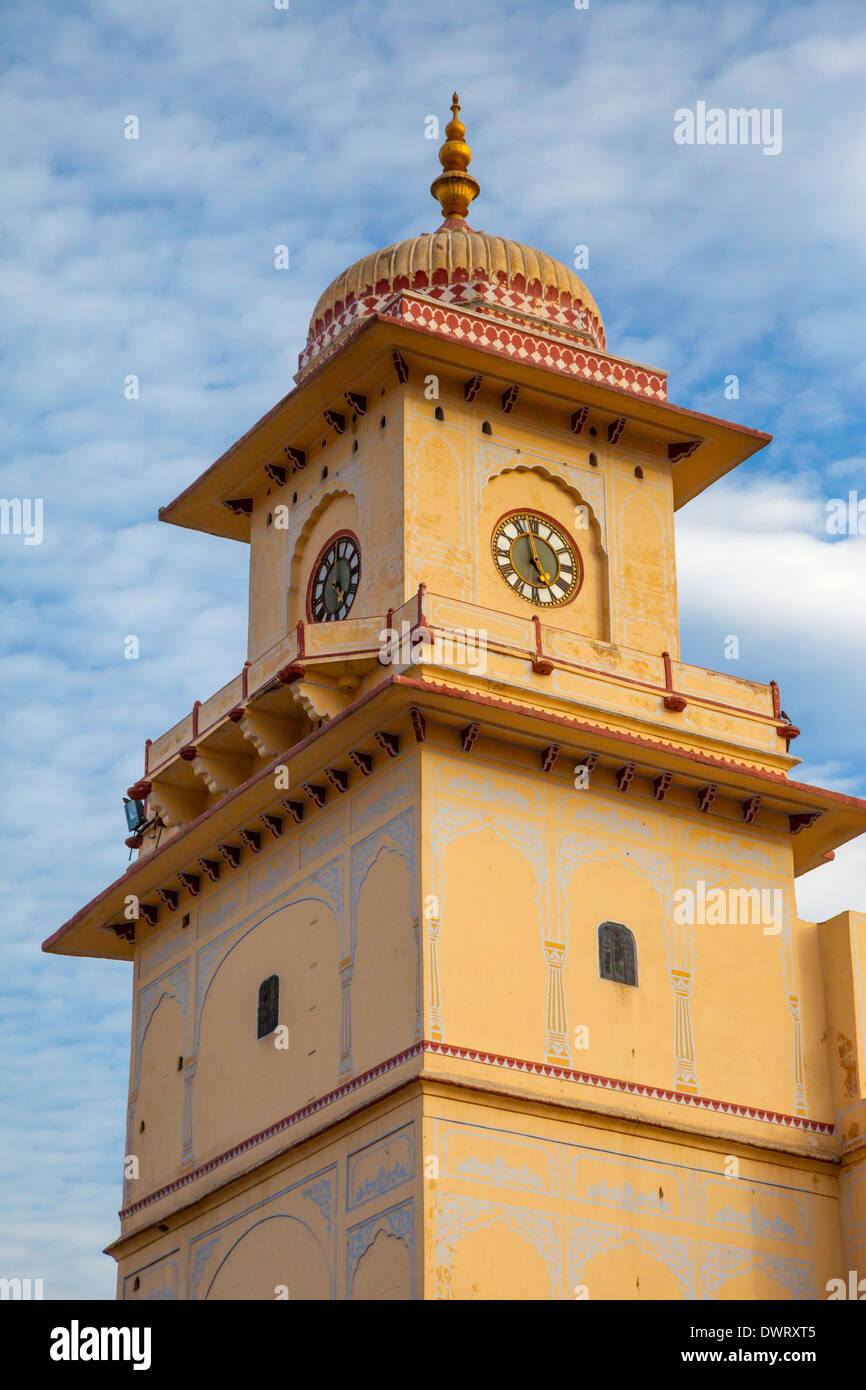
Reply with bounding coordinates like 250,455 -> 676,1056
47,98 -> 866,1301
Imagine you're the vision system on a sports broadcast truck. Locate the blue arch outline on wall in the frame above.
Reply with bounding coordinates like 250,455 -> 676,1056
435,806 -> 548,928
194,891 -> 339,1052
350,843 -> 414,956
129,990 -> 188,1202
203,1213 -> 332,1300
349,809 -> 416,957
134,980 -> 189,1094
346,1197 -> 415,1299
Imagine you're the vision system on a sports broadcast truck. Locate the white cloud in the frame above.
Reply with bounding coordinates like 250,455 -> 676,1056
796,833 -> 866,922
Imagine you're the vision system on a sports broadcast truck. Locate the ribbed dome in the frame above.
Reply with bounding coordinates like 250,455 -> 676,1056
297,223 -> 606,380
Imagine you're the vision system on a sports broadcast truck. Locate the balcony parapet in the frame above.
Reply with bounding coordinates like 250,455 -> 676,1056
141,588 -> 797,798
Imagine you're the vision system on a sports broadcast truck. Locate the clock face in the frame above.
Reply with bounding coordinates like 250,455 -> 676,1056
309,532 -> 361,621
491,511 -> 581,607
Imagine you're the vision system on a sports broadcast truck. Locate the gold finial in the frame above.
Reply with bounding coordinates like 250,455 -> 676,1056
431,92 -> 480,222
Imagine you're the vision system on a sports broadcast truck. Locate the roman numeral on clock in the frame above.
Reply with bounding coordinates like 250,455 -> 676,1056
492,511 -> 581,607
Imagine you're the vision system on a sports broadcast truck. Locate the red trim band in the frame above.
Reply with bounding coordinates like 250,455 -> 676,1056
118,1040 -> 834,1221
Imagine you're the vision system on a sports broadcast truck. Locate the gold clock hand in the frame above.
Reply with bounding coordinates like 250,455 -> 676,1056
525,527 -> 552,585
530,552 -> 552,585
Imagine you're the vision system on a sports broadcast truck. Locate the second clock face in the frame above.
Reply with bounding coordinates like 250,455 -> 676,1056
492,511 -> 581,607
309,532 -> 361,621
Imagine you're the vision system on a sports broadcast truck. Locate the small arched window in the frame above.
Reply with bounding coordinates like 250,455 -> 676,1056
257,975 -> 279,1038
434,405 -> 445,422
481,420 -> 493,435
598,922 -> 638,987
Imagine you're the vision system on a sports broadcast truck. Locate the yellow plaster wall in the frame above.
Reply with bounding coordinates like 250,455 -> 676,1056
611,459 -> 678,657
133,995 -> 186,1195
121,727 -> 862,1300
119,1093 -> 422,1301
423,1094 -> 845,1301
425,733 -> 832,1124
287,491 -> 361,630
125,752 -> 421,1211
245,374 -> 406,662
246,371 -> 681,671
117,1082 -> 849,1302
248,494 -> 287,661
818,911 -> 866,1124
842,1151 -> 866,1277
405,384 -> 610,640
351,847 -> 418,1078
403,378 -> 679,656
193,898 -> 342,1160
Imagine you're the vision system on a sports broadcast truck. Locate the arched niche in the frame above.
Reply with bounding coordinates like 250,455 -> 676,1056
478,464 -> 608,639
435,816 -> 547,1059
574,1232 -> 689,1300
134,993 -> 186,1193
205,1214 -> 331,1301
193,898 -> 340,1161
615,486 -> 674,654
350,846 -> 417,1076
288,489 -> 361,626
407,429 -> 467,597
690,887 -> 793,1116
438,1204 -> 560,1300
350,1226 -> 414,1301
561,846 -> 673,1085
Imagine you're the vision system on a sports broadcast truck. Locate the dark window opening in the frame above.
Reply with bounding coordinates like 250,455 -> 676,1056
434,406 -> 445,422
589,452 -> 598,467
481,420 -> 492,435
257,974 -> 279,1038
322,466 -> 328,480
634,466 -> 644,479
598,922 -> 638,987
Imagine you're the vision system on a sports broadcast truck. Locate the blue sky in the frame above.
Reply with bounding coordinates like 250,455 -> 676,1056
1,0 -> 865,1299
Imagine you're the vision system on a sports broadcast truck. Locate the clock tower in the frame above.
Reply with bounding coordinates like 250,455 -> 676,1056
47,97 -> 866,1301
